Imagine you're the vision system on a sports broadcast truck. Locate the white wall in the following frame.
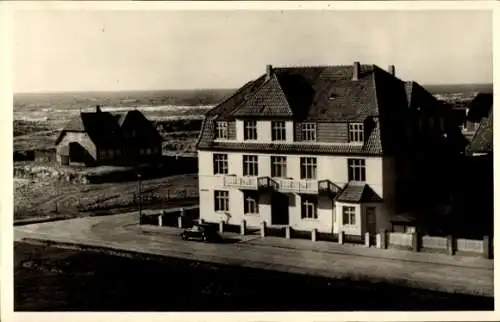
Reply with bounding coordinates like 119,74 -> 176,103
198,149 -> 387,235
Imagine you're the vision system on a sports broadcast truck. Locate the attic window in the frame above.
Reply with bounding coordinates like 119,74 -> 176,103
348,123 -> 364,143
216,121 -> 228,139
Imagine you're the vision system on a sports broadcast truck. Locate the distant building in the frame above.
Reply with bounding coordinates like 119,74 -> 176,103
451,92 -> 492,141
55,105 -> 162,166
196,62 -> 456,237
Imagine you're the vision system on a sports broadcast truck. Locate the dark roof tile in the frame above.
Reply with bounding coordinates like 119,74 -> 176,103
336,182 -> 382,202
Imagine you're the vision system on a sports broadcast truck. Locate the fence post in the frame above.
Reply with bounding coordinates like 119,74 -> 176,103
376,233 -> 382,248
383,229 -> 388,249
364,232 -> 370,247
158,214 -> 163,227
338,231 -> 344,245
177,215 -> 183,228
412,231 -> 420,252
311,228 -> 317,242
483,235 -> 492,259
447,235 -> 455,256
219,220 -> 224,234
285,226 -> 291,239
240,219 -> 246,235
260,221 -> 267,238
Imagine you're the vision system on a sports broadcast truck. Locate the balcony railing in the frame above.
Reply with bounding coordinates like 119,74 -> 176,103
257,177 -> 278,190
224,175 -> 258,190
275,178 -> 318,194
318,179 -> 341,196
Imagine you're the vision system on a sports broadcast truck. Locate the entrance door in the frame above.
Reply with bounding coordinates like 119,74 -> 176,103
271,193 -> 289,225
366,207 -> 377,234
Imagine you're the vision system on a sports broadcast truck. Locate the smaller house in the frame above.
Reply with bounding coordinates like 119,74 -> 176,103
451,92 -> 492,141
55,105 -> 162,166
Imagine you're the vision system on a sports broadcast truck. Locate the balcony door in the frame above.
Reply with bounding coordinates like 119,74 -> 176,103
271,193 -> 289,225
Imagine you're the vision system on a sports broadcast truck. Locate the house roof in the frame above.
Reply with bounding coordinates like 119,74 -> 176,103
335,182 -> 382,203
55,109 -> 160,147
467,92 -> 493,122
468,109 -> 493,154
197,63 -> 441,155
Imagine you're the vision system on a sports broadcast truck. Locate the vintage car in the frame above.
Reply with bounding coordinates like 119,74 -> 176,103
180,224 -> 222,242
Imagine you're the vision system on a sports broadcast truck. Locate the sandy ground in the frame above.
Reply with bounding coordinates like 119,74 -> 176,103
14,174 -> 198,220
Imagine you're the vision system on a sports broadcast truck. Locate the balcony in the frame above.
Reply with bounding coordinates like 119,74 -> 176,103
224,175 -> 278,191
275,178 -> 318,194
224,175 -> 258,190
257,176 -> 278,191
318,179 -> 341,196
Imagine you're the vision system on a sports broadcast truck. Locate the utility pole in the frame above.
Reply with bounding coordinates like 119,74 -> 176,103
137,173 -> 142,223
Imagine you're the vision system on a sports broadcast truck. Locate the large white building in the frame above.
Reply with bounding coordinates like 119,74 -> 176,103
196,62 -> 453,237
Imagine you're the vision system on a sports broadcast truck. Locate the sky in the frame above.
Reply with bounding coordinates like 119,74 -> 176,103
14,9 -> 493,93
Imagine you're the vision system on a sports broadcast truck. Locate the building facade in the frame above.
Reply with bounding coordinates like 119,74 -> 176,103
196,62 -> 454,237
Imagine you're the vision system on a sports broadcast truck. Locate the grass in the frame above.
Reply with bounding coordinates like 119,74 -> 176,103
14,174 -> 198,221
14,241 -> 493,311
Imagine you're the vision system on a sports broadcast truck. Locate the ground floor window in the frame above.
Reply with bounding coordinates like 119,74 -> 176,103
301,195 -> 318,219
342,206 -> 356,225
214,190 -> 229,212
244,191 -> 259,214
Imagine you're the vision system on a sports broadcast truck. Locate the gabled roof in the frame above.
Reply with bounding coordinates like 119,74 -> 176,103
467,92 -> 493,122
55,111 -> 123,146
197,63 -> 441,156
233,75 -> 293,117
468,109 -> 493,154
336,182 -> 382,203
55,109 -> 160,147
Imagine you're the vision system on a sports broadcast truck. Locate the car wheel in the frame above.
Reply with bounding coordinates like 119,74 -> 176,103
181,234 -> 188,240
202,235 -> 207,242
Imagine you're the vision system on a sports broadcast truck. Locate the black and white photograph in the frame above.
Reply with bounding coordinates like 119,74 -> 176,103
5,1 -> 496,316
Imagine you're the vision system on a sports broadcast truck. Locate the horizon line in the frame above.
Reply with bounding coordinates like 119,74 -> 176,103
13,82 -> 494,95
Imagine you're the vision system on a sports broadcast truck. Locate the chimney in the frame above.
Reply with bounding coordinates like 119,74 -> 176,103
352,61 -> 360,81
96,105 -> 102,113
266,64 -> 273,80
388,65 -> 396,76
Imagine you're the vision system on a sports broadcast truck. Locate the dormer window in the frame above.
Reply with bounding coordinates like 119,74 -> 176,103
301,123 -> 316,141
348,123 -> 364,143
216,121 -> 228,139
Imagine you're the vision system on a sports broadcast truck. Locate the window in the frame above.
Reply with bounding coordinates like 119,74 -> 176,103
301,123 -> 316,141
301,195 -> 318,219
272,121 -> 286,141
214,190 -> 229,212
348,123 -> 364,142
244,192 -> 259,214
243,155 -> 258,176
146,148 -> 152,155
342,206 -> 356,225
244,120 -> 257,140
300,157 -> 317,179
271,156 -> 287,178
348,158 -> 366,182
213,153 -> 228,175
216,121 -> 228,139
